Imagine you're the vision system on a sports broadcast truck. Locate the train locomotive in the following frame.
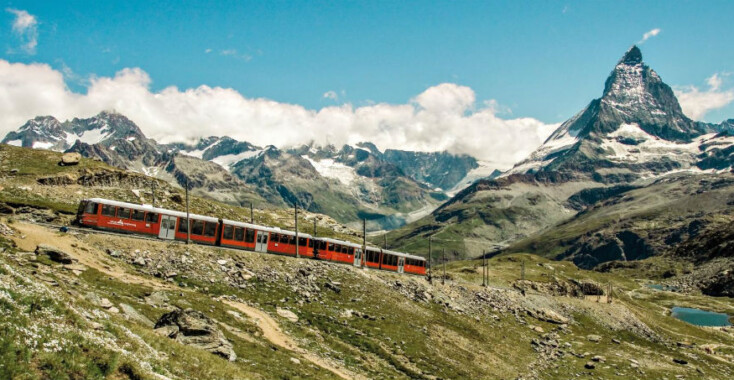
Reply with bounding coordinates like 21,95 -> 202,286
76,198 -> 427,276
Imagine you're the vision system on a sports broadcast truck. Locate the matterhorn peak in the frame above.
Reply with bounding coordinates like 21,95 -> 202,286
619,45 -> 642,65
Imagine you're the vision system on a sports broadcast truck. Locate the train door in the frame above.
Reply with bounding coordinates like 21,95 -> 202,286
158,215 -> 176,240
353,248 -> 362,267
397,257 -> 405,274
255,231 -> 269,252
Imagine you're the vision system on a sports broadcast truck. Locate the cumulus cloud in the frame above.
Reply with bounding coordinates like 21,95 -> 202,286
0,60 -> 556,167
323,90 -> 339,101
675,73 -> 734,120
638,28 -> 660,44
6,8 -> 38,54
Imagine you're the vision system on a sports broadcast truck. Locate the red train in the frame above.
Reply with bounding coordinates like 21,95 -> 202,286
76,198 -> 427,276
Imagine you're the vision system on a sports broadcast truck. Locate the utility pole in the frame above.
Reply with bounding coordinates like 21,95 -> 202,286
442,248 -> 446,285
482,250 -> 487,286
151,180 -> 156,207
384,234 -> 387,249
294,204 -> 299,258
428,236 -> 432,282
521,260 -> 525,281
185,178 -> 190,245
250,202 -> 254,224
313,218 -> 317,235
362,219 -> 366,268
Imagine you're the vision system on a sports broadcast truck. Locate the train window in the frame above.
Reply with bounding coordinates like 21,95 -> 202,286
342,246 -> 349,254
178,218 -> 188,233
146,212 -> 158,223
192,220 -> 204,235
101,204 -> 116,217
320,241 -> 327,250
299,237 -> 307,246
289,235 -> 296,245
328,243 -> 335,252
308,239 -> 314,248
235,227 -> 245,241
117,207 -> 132,219
245,228 -> 255,243
84,202 -> 98,215
203,222 -> 217,237
366,250 -> 379,263
348,247 -> 355,255
334,244 -> 341,253
280,234 -> 289,244
271,233 -> 280,243
132,210 -> 145,221
223,225 -> 234,240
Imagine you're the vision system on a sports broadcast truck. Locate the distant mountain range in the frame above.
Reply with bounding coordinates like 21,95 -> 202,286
383,46 -> 734,267
2,111 -> 483,231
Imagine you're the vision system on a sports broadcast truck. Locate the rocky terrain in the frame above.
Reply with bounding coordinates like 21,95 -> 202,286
1,142 -> 733,379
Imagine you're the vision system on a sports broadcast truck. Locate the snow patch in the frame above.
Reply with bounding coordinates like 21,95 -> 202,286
78,128 -> 113,145
211,150 -> 262,170
302,156 -> 357,185
600,123 -> 705,163
5,139 -> 22,147
180,149 -> 205,159
32,141 -> 54,149
126,136 -> 137,142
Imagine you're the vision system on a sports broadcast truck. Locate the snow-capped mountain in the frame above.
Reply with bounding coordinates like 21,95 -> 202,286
507,46 -> 731,180
2,111 -> 145,152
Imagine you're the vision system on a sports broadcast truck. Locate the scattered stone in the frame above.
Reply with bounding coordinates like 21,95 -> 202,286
673,358 -> 688,365
108,306 -> 120,314
276,308 -> 299,323
99,298 -> 114,309
591,355 -> 606,362
217,259 -> 228,265
528,308 -> 570,324
290,357 -> 301,365
145,291 -> 170,308
612,338 -> 621,344
120,303 -> 155,327
585,362 -> 596,369
35,244 -> 75,264
133,257 -> 147,266
587,334 -> 602,343
0,203 -> 14,215
106,248 -> 122,258
154,309 -> 236,361
677,341 -> 695,348
60,152 -> 81,166
325,281 -> 341,294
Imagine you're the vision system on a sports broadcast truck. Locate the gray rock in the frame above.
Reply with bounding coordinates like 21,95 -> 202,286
133,257 -> 147,266
60,152 -> 81,166
120,303 -> 154,327
585,362 -> 596,369
587,334 -> 602,343
276,307 -> 299,323
35,244 -> 75,264
154,309 -> 236,361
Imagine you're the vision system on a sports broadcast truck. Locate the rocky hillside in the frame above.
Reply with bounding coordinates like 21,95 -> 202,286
381,46 -> 734,263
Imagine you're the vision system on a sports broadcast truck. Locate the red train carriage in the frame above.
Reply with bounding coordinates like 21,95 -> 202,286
316,238 -> 363,266
77,198 -> 220,245
76,198 -> 426,276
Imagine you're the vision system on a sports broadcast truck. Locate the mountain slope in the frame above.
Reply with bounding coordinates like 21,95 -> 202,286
382,46 -> 734,261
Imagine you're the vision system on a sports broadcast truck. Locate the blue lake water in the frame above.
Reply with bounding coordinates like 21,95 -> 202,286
671,307 -> 731,327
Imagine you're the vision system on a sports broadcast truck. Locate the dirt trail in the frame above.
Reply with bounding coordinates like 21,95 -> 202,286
223,300 -> 364,380
9,221 -> 172,290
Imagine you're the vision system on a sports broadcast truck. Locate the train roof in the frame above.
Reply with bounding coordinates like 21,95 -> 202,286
221,219 -> 313,239
382,249 -> 425,261
317,237 -> 364,249
87,198 -> 219,223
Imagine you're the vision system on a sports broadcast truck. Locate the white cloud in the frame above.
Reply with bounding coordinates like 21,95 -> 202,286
638,28 -> 660,44
6,8 -> 38,54
204,48 -> 212,54
0,60 -> 556,167
675,73 -> 734,120
219,49 -> 252,62
323,90 -> 339,101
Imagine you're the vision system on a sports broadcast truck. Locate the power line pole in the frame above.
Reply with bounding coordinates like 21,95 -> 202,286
294,204 -> 299,258
361,219 -> 366,268
185,178 -> 190,245
384,234 -> 387,249
151,180 -> 156,207
482,250 -> 486,287
428,236 -> 432,282
442,248 -> 446,285
521,260 -> 525,281
250,202 -> 254,224
313,218 -> 317,235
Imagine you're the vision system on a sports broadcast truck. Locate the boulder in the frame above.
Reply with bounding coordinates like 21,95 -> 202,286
120,303 -> 155,327
154,309 -> 236,361
276,307 -> 299,323
587,335 -> 602,343
35,244 -> 75,264
528,308 -> 570,324
60,152 -> 81,166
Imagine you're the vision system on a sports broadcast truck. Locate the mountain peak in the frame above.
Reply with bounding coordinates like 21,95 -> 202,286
620,45 -> 642,65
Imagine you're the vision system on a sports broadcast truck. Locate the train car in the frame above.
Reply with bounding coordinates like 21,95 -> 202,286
316,238 -> 363,266
77,198 -> 220,245
76,198 -> 426,276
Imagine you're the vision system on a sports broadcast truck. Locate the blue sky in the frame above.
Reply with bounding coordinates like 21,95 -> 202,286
1,1 -> 733,165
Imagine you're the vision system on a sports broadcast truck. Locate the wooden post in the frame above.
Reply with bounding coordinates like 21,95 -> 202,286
185,178 -> 190,245
428,236 -> 432,282
521,260 -> 525,281
482,250 -> 486,287
151,180 -> 156,207
250,202 -> 254,223
384,234 -> 387,249
295,204 -> 299,258
361,219 -> 366,268
313,218 -> 317,235
442,248 -> 446,285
